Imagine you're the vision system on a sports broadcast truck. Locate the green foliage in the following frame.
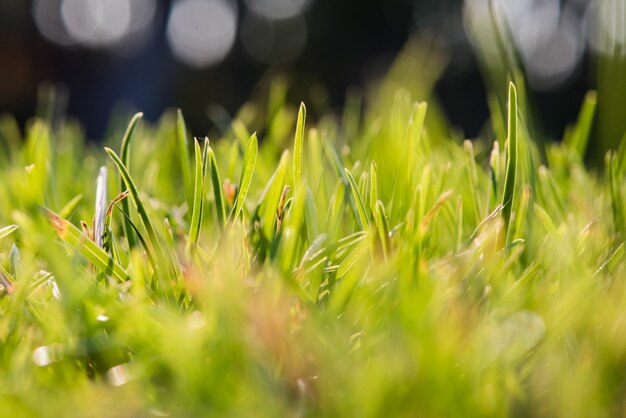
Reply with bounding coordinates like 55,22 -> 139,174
0,78 -> 624,418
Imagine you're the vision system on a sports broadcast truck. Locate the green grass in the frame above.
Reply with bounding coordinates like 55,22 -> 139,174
0,74 -> 624,418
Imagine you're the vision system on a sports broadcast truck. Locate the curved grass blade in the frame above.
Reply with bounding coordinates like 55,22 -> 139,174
105,147 -> 165,269
188,137 -> 208,250
114,206 -> 156,271
344,168 -> 369,230
45,209 -> 129,282
119,112 -> 143,249
208,146 -> 227,226
229,133 -> 258,223
0,224 -> 18,242
293,102 -> 306,194
58,193 -> 83,219
419,189 -> 453,236
502,82 -> 518,243
177,109 -> 193,210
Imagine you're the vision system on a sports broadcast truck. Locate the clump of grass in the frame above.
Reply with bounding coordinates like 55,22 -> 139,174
0,75 -> 623,417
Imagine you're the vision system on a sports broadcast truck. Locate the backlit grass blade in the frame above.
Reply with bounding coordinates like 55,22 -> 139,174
94,166 -> 107,248
370,161 -> 378,216
566,91 -> 597,160
105,147 -> 165,269
58,194 -> 83,219
0,224 -> 18,242
208,146 -> 227,226
502,82 -> 518,243
115,205 -> 156,271
188,137 -> 207,250
229,133 -> 258,223
374,200 -> 390,259
177,109 -> 193,210
345,168 -> 369,230
260,150 -> 288,239
293,102 -> 306,194
45,209 -> 128,282
419,189 -> 453,236
119,112 -> 143,249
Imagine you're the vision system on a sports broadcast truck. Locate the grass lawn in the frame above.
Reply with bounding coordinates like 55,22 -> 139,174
0,76 -> 624,417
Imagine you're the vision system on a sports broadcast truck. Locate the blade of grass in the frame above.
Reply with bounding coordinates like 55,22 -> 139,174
119,112 -> 143,249
188,137 -> 208,251
0,225 -> 18,242
208,146 -> 227,227
293,102 -> 306,195
370,161 -> 378,217
502,82 -> 519,243
114,206 -> 156,272
374,200 -> 390,259
229,133 -> 258,223
105,147 -> 166,271
566,91 -> 597,160
58,194 -> 83,219
45,208 -> 129,282
345,168 -> 370,230
259,150 -> 288,239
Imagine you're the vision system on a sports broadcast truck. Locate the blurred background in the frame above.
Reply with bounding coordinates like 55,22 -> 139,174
0,0 -> 624,146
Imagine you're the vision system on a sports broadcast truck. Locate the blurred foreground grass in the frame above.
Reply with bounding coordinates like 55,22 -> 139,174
0,62 -> 625,416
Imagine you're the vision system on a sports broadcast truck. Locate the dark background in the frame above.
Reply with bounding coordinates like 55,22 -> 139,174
0,0 -> 595,141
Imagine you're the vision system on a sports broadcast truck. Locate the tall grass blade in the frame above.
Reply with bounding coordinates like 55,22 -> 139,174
345,168 -> 370,230
566,91 -> 597,160
105,147 -> 165,270
229,133 -> 258,223
188,138 -> 207,250
260,150 -> 288,239
293,102 -> 306,194
119,112 -> 143,249
502,82 -> 519,243
208,147 -> 227,227
370,161 -> 378,216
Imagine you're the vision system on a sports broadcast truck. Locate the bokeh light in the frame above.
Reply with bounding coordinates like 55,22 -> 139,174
166,0 -> 238,68
244,0 -> 313,21
33,0 -> 156,50
61,0 -> 132,46
32,0 -> 75,47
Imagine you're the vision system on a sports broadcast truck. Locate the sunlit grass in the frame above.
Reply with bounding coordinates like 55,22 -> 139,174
0,74 -> 624,417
